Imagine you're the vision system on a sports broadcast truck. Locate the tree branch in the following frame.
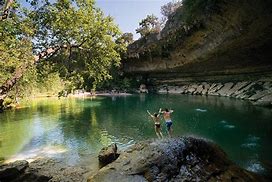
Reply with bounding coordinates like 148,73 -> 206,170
0,0 -> 14,21
0,43 -> 86,100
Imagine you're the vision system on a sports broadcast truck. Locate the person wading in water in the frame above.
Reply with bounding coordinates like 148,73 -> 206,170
159,108 -> 174,137
147,110 -> 163,139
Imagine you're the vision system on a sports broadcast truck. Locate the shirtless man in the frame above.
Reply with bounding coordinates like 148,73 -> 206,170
147,110 -> 163,139
159,108 -> 174,137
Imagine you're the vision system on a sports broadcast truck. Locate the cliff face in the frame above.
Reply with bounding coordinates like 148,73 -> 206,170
123,0 -> 272,83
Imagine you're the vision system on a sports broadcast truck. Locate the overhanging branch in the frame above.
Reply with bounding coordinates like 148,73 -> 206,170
0,0 -> 14,21
0,43 -> 84,98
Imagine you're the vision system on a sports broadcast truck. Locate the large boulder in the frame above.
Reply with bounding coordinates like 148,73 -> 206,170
89,137 -> 264,182
98,144 -> 120,168
0,160 -> 51,182
0,158 -> 93,182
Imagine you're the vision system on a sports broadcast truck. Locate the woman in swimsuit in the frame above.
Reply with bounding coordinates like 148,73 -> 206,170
159,108 -> 174,137
147,110 -> 163,139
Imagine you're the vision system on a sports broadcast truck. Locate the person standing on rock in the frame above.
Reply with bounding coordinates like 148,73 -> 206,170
159,108 -> 174,137
147,110 -> 163,139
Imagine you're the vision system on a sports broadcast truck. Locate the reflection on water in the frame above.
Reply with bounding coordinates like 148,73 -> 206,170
0,95 -> 271,176
5,145 -> 67,163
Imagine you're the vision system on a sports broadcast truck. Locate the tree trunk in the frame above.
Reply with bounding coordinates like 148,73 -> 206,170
0,43 -> 85,110
0,45 -> 63,110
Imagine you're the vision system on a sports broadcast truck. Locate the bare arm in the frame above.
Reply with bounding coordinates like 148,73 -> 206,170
147,110 -> 153,118
158,108 -> 164,114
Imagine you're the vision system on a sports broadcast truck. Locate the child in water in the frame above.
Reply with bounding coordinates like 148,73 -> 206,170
147,110 -> 163,139
159,108 -> 174,137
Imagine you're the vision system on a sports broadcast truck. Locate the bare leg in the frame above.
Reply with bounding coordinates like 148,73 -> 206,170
156,132 -> 161,139
155,127 -> 160,139
167,127 -> 173,137
159,131 -> 163,138
169,127 -> 173,137
155,127 -> 163,139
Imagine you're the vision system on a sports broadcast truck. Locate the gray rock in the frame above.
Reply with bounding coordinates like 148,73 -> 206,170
167,86 -> 183,94
98,144 -> 120,168
187,84 -> 198,94
233,82 -> 255,98
227,82 -> 249,97
201,83 -> 211,95
216,82 -> 234,96
254,93 -> 272,106
208,83 -> 223,95
0,160 -> 28,181
195,84 -> 204,95
89,137 -> 264,182
248,91 -> 270,101
263,82 -> 272,90
0,160 -> 51,182
158,87 -> 168,94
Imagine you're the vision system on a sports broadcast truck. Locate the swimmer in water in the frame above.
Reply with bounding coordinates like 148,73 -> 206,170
147,110 -> 163,139
159,108 -> 174,137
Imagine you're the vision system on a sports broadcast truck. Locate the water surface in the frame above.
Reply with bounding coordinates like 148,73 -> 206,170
0,94 -> 271,175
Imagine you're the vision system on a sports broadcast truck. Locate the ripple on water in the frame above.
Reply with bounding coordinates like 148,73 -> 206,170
241,143 -> 259,149
246,135 -> 260,143
246,161 -> 265,173
224,125 -> 235,129
195,108 -> 207,112
220,120 -> 227,124
241,135 -> 260,150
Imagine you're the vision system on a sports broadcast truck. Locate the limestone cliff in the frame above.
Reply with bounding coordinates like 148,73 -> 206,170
123,0 -> 272,106
122,0 -> 272,106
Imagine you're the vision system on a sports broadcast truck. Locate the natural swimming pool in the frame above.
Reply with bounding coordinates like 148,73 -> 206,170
0,94 -> 271,176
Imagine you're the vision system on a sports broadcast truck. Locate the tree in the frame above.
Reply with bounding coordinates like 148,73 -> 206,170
161,0 -> 182,18
120,33 -> 134,45
0,0 -> 126,110
0,0 -> 13,20
136,14 -> 160,37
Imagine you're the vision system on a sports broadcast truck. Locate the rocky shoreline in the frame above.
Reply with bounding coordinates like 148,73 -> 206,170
156,81 -> 272,107
89,137 -> 266,182
1,137 -> 269,182
0,158 -> 95,182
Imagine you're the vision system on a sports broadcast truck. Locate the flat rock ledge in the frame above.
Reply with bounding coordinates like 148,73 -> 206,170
0,158 -> 91,182
89,137 -> 264,182
157,81 -> 272,107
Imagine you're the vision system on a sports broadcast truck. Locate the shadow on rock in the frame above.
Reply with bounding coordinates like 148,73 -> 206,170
89,137 -> 266,182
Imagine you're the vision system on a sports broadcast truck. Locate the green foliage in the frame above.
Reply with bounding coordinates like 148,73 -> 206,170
182,0 -> 220,23
1,0 -> 126,104
161,0 -> 182,18
97,76 -> 133,92
29,0 -> 126,89
96,67 -> 135,92
136,14 -> 160,37
116,32 -> 134,46
8,63 -> 65,99
0,2 -> 34,85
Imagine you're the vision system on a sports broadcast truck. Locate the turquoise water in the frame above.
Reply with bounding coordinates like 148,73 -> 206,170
0,94 -> 271,175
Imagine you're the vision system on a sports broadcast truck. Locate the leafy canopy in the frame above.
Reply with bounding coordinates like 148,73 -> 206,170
136,14 -> 160,37
30,0 -> 126,88
0,0 -> 126,97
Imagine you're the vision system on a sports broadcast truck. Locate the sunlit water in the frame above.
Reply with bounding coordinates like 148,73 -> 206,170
0,94 -> 271,176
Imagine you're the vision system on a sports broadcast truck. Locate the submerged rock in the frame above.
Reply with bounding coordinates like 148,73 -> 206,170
89,137 -> 264,182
